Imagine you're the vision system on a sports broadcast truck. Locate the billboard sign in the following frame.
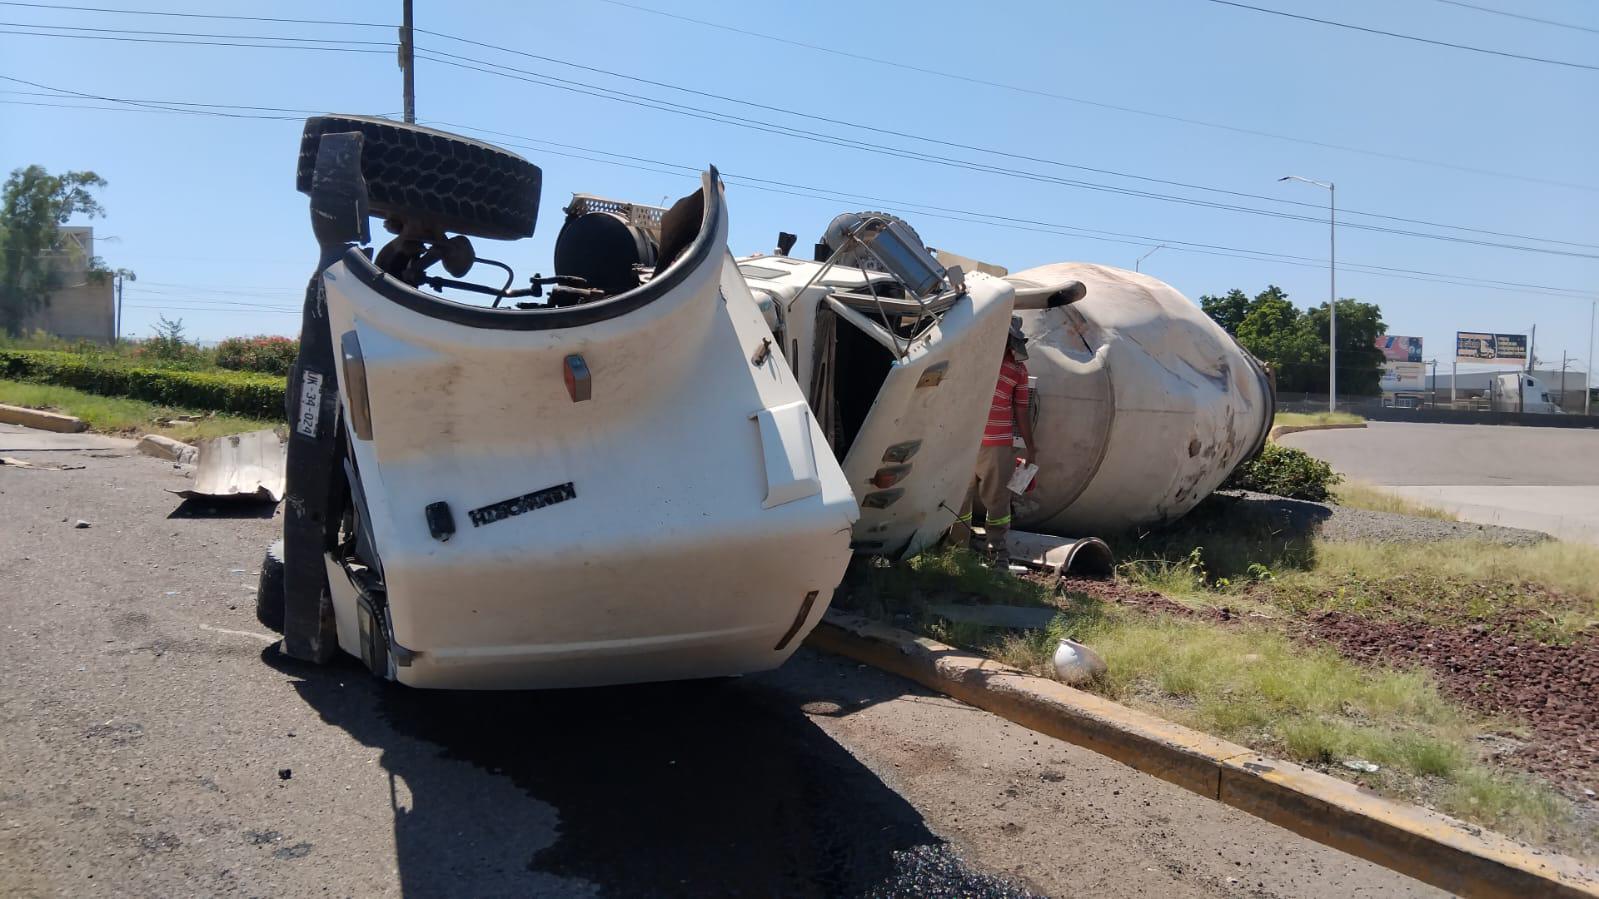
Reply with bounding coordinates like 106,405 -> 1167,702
1375,335 -> 1423,362
1456,331 -> 1527,364
1379,361 -> 1426,392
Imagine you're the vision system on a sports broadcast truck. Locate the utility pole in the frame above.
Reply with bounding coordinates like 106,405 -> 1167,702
1588,300 -> 1595,417
112,269 -> 135,344
1560,352 -> 1569,409
400,0 -> 416,123
1429,359 -> 1437,408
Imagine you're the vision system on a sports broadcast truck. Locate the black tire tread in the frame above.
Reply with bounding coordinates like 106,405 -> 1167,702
256,539 -> 286,633
296,115 -> 541,240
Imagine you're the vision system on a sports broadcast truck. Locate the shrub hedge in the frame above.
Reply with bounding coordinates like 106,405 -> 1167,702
1223,442 -> 1342,502
215,335 -> 301,376
0,350 -> 287,420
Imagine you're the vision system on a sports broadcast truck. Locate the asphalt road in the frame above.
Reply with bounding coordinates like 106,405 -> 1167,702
0,426 -> 1443,898
1281,421 -> 1599,543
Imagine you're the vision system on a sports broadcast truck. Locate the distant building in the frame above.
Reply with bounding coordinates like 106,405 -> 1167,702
19,226 -> 115,343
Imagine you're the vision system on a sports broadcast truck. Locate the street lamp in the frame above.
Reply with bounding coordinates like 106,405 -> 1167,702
1135,244 -> 1165,272
1280,175 -> 1337,413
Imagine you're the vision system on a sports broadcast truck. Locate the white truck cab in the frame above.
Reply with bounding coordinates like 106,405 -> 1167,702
274,117 -> 857,689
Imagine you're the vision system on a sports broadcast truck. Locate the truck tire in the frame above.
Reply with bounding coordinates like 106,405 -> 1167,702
256,539 -> 286,633
295,115 -> 542,241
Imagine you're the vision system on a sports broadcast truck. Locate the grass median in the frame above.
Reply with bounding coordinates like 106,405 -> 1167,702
1273,410 -> 1366,428
0,379 -> 277,441
841,536 -> 1598,860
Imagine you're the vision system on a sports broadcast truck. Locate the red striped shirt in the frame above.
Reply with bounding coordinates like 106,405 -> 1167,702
982,353 -> 1029,446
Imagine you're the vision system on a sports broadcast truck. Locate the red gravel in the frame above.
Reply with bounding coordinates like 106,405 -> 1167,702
1054,576 -> 1599,791
1305,611 -> 1598,790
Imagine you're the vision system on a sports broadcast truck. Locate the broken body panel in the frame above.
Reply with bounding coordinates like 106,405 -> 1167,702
737,254 -> 1016,559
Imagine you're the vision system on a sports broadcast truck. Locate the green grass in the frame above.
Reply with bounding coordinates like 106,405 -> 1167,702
1106,496 -> 1599,640
1273,411 -> 1365,429
1332,480 -> 1456,520
0,379 -> 277,440
845,543 -> 1594,859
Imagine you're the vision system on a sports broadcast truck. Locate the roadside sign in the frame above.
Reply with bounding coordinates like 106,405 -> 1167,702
1375,335 -> 1423,363
1455,331 -> 1527,364
1379,361 -> 1426,391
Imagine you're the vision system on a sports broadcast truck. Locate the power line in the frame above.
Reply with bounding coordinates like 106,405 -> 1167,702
0,27 -> 390,54
415,48 -> 1599,259
0,20 -> 392,45
1199,0 -> 1599,71
414,28 -> 1599,252
19,17 -> 1589,249
1431,0 -> 1599,36
7,0 -> 1592,192
590,0 -> 1598,192
8,67 -> 1594,298
432,120 -> 1599,300
7,18 -> 1596,254
0,1 -> 390,28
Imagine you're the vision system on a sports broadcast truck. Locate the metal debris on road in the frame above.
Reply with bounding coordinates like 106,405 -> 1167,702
170,429 -> 286,504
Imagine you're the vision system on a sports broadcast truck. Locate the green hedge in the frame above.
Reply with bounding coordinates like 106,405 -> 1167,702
1223,442 -> 1342,502
0,350 -> 287,420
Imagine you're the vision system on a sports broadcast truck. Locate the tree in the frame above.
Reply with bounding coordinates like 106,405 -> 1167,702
1199,288 -> 1253,334
0,166 -> 108,336
1199,284 -> 1385,395
1306,299 -> 1386,396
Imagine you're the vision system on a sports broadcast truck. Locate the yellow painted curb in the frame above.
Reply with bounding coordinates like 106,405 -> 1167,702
806,612 -> 1599,899
1269,421 -> 1367,442
0,403 -> 87,434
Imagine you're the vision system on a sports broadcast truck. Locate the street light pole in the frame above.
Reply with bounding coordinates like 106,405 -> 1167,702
400,0 -> 416,123
1135,244 -> 1165,272
1280,175 -> 1336,413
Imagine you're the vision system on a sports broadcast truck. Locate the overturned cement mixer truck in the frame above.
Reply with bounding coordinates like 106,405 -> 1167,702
998,261 -> 1275,536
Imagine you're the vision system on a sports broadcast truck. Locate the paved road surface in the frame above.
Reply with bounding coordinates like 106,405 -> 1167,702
1281,421 -> 1599,543
0,426 -> 1443,897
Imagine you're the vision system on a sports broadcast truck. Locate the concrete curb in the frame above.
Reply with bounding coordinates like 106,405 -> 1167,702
806,612 -> 1599,899
136,433 -> 197,465
1268,421 -> 1368,442
0,403 -> 87,434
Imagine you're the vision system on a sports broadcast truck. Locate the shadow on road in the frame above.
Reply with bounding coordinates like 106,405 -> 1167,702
263,648 -> 1003,897
166,497 -> 280,520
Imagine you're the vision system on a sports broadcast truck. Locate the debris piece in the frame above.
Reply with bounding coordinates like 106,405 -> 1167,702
277,768 -> 292,780
1052,638 -> 1107,685
1341,759 -> 1381,774
0,403 -> 87,433
74,519 -> 91,529
169,430 -> 284,503
137,433 -> 197,465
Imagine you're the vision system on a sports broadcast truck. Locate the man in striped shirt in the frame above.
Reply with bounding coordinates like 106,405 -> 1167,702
953,318 -> 1038,565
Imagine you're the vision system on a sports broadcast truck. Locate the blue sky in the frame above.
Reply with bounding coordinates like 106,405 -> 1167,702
2,0 -> 1595,383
